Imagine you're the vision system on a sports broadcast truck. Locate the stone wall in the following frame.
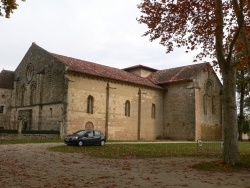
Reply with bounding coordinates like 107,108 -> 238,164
194,69 -> 222,140
0,88 -> 12,129
65,72 -> 164,140
163,82 -> 196,141
10,43 -> 66,131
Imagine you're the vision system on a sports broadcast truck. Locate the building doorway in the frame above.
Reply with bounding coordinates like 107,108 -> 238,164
22,121 -> 28,130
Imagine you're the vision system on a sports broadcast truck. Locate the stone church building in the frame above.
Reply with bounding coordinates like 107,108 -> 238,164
0,43 -> 222,141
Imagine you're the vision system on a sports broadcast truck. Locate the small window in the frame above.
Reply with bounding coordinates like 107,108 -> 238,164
205,79 -> 214,96
87,95 -> 94,114
21,85 -> 26,106
125,100 -> 130,117
203,94 -> 207,115
0,106 -> 4,114
212,96 -> 215,114
26,64 -> 34,82
151,104 -> 156,119
30,82 -> 36,105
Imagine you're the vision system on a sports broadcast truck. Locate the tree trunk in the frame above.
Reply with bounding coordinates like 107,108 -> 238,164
221,66 -> 239,165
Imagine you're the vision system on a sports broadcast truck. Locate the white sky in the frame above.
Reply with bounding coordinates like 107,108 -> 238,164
1,0 -> 199,72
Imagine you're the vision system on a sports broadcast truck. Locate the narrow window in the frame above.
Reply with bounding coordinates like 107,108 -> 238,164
50,108 -> 53,119
30,82 -> 36,105
125,100 -> 130,117
87,95 -> 94,114
151,104 -> 156,119
212,96 -> 215,114
26,64 -> 34,82
0,106 -> 4,114
21,85 -> 26,106
203,94 -> 207,115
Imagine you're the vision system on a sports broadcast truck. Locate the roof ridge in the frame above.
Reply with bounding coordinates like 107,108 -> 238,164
50,53 -> 163,89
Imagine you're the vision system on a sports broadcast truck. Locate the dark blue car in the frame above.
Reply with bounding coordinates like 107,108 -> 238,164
64,129 -> 106,146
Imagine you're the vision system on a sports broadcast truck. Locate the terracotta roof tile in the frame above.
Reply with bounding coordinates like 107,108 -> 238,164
147,63 -> 209,84
51,53 -> 163,89
0,70 -> 14,89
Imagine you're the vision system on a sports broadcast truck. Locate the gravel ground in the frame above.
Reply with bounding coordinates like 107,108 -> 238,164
0,143 -> 249,188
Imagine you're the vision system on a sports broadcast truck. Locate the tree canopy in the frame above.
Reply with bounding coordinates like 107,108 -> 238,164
0,0 -> 25,18
138,0 -> 250,68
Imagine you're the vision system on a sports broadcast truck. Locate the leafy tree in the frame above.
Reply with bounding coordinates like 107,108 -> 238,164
0,0 -> 25,18
137,0 -> 250,165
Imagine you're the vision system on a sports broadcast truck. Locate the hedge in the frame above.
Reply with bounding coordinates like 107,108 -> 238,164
0,130 -> 59,134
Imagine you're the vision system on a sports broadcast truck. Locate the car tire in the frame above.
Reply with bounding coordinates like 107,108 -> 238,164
100,140 -> 105,146
78,141 -> 84,147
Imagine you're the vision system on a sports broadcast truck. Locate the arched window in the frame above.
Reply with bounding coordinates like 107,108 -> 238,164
87,95 -> 94,114
125,100 -> 130,117
21,85 -> 26,106
26,64 -> 34,83
151,104 -> 156,119
205,79 -> 214,96
30,82 -> 36,105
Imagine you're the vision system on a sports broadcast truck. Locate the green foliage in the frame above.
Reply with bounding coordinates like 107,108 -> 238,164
0,129 -> 59,134
243,121 -> 250,134
0,129 -> 18,134
22,130 -> 60,134
50,142 -> 250,159
0,0 -> 25,18
0,139 -> 62,145
50,143 -> 198,158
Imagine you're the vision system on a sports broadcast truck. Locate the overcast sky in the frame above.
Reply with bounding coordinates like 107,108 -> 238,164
1,0 -> 199,72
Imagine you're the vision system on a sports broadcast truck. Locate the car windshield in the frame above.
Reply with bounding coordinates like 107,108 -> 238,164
74,130 -> 88,136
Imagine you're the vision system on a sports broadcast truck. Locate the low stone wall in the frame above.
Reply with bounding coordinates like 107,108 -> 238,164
0,133 -> 60,140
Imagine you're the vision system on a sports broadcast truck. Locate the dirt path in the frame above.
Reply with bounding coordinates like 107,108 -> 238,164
0,143 -> 249,188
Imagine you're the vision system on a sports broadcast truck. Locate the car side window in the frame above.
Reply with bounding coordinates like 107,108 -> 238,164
94,131 -> 100,136
84,131 -> 90,137
88,131 -> 93,137
77,131 -> 85,136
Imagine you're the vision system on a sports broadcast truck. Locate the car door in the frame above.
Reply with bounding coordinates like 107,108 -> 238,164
93,130 -> 102,144
83,130 -> 95,145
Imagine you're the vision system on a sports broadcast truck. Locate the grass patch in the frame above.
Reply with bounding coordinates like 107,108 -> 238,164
49,143 -> 199,158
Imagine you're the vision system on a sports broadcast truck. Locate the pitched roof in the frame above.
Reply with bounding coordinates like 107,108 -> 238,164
51,53 -> 163,89
123,64 -> 158,72
0,70 -> 14,89
147,63 -> 209,85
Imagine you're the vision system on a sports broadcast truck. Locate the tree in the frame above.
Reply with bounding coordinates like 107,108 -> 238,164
137,0 -> 250,165
0,0 -> 25,18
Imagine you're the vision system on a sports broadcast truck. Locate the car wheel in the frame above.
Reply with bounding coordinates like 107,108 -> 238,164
78,141 -> 84,147
100,140 -> 105,146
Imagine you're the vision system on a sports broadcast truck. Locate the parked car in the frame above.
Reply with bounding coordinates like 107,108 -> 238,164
64,129 -> 106,146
